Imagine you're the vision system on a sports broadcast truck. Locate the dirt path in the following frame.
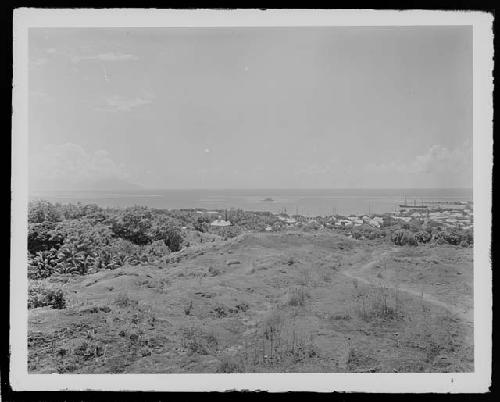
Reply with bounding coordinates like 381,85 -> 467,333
341,249 -> 473,323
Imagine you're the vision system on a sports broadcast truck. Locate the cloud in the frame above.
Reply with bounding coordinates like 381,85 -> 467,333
364,141 -> 472,188
411,142 -> 472,175
370,141 -> 472,176
97,95 -> 153,112
30,143 -> 134,191
71,52 -> 139,63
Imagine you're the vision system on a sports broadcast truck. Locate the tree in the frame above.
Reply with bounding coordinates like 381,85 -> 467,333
163,226 -> 183,252
110,206 -> 153,245
28,200 -> 62,223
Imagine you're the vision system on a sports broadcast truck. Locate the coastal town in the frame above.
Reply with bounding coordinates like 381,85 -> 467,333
203,200 -> 474,234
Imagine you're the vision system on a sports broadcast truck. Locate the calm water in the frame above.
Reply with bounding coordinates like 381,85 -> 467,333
29,188 -> 473,217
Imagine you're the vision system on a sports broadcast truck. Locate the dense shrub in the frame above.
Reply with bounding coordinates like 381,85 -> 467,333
28,249 -> 60,279
460,229 -> 474,247
414,230 -> 432,244
214,225 -> 242,240
26,202 -> 190,277
162,226 -> 183,252
28,282 -> 66,309
28,200 -> 62,223
194,216 -> 210,233
352,224 -> 385,240
55,202 -> 105,221
111,206 -> 154,245
431,228 -> 473,247
28,221 -> 65,253
55,220 -> 114,274
28,220 -> 130,277
227,209 -> 279,231
391,229 -> 418,246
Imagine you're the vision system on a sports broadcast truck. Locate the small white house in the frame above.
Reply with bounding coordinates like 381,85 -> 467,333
210,219 -> 231,227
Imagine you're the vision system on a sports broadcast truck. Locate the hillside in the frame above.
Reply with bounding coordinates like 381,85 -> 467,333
28,230 -> 473,373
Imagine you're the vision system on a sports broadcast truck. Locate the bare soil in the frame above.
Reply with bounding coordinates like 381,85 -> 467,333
28,230 -> 473,373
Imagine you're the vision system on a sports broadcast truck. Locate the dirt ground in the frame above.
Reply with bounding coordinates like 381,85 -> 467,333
28,230 -> 474,373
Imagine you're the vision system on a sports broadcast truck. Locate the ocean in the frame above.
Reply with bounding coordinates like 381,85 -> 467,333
28,188 -> 473,217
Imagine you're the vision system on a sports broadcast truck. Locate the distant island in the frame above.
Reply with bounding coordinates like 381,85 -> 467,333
262,197 -> 274,202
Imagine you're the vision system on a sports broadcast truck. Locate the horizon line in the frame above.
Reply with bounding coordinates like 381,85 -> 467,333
29,187 -> 474,192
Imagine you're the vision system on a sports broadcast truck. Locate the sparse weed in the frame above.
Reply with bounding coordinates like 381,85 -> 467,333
184,300 -> 193,316
356,287 -> 402,322
72,339 -> 105,360
114,292 -> 138,308
320,270 -> 332,283
181,326 -> 219,355
287,287 -> 309,307
216,355 -> 245,373
239,310 -> 319,369
330,312 -> 351,321
298,268 -> 311,286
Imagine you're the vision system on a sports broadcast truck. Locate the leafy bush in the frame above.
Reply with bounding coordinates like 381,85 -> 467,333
352,224 -> 385,240
194,216 -> 210,233
414,230 -> 431,244
28,222 -> 65,253
28,200 -> 62,223
28,282 -> 66,309
26,202 -> 190,278
214,225 -> 241,240
57,203 -> 107,222
55,220 -> 115,274
28,249 -> 61,279
431,228 -> 473,247
163,226 -> 183,252
111,206 -> 154,245
391,229 -> 418,246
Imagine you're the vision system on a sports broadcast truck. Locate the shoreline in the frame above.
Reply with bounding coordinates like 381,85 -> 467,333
27,188 -> 473,218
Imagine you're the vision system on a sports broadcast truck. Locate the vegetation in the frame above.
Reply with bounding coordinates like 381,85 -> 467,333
27,201 -> 184,279
390,226 -> 473,247
27,200 -> 472,283
28,282 -> 66,309
352,224 -> 385,240
28,227 -> 473,374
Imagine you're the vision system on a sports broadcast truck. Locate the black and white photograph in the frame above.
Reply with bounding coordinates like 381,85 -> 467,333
10,9 -> 493,393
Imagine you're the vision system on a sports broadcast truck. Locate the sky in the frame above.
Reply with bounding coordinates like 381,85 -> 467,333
28,26 -> 472,191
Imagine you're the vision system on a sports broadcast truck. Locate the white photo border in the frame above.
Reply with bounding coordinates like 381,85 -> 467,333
11,8 -> 493,393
